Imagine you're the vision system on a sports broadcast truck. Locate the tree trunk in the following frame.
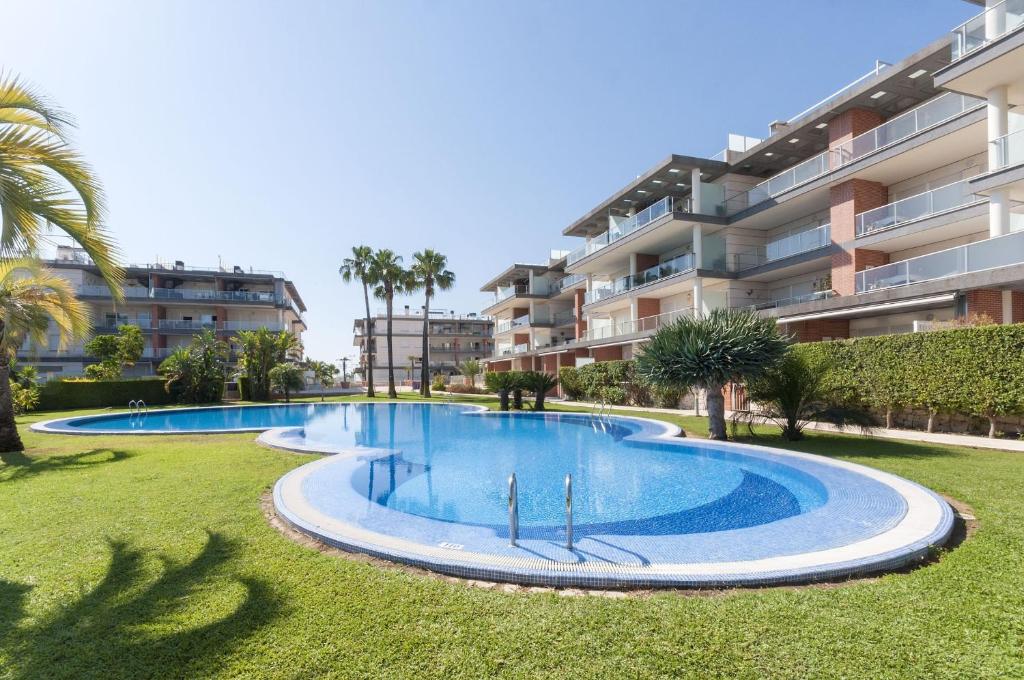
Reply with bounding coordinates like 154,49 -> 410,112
885,408 -> 893,429
706,384 -> 727,440
363,283 -> 376,398
498,390 -> 509,411
512,389 -> 523,410
535,392 -> 545,411
927,409 -> 936,433
988,414 -> 997,438
385,293 -> 397,398
0,354 -> 25,453
421,290 -> 431,398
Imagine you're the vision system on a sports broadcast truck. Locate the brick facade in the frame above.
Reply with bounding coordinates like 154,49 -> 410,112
590,344 -> 624,362
828,107 -> 883,161
785,318 -> 850,342
636,297 -> 660,319
574,289 -> 587,338
830,178 -> 889,295
634,253 -> 660,271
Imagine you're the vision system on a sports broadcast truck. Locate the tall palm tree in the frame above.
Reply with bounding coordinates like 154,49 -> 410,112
636,308 -> 788,440
367,249 -> 408,399
339,246 -> 377,398
409,249 -> 455,397
0,73 -> 122,292
0,259 -> 90,450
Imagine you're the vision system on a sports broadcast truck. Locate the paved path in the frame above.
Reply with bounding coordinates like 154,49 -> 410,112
554,400 -> 1024,453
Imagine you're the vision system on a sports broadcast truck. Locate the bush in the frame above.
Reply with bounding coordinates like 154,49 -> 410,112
37,378 -> 173,411
795,324 -> 1024,437
446,384 -> 483,394
558,366 -> 584,400
431,375 -> 447,391
11,383 -> 39,415
652,385 -> 684,409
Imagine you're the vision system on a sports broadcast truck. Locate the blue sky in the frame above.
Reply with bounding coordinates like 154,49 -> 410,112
4,0 -> 978,363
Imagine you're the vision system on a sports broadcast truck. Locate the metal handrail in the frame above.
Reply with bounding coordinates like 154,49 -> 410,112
507,473 -> 519,547
564,473 -> 573,551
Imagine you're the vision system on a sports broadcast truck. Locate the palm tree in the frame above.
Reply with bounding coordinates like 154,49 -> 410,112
339,246 -> 377,398
409,249 -> 455,398
0,259 -> 89,450
521,371 -> 558,411
636,308 -> 788,440
736,351 -> 875,441
0,73 -> 122,292
367,249 -> 409,399
232,328 -> 300,401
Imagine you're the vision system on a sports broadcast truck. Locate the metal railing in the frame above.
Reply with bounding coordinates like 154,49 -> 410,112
557,273 -> 587,292
856,180 -> 983,237
752,290 -> 834,311
856,229 -> 1024,293
584,253 -> 696,305
725,92 -> 984,215
494,284 -> 529,303
583,307 -> 693,342
158,319 -> 215,331
993,129 -> 1024,171
220,321 -> 287,331
786,61 -> 890,125
566,196 -> 689,266
950,0 -> 1024,60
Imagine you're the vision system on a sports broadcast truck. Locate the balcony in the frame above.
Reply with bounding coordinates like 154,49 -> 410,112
552,309 -> 575,326
752,290 -> 835,311
494,284 -> 529,303
158,320 -> 216,331
566,196 -> 693,265
765,224 -> 831,262
557,273 -> 587,292
583,308 -> 692,342
855,180 -> 983,238
495,314 -> 530,333
78,285 -> 279,304
725,93 -> 984,215
993,129 -> 1024,171
584,252 -> 696,304
93,318 -> 152,331
855,229 -> 1024,293
220,321 -> 287,331
950,0 -> 1024,60
78,285 -> 151,298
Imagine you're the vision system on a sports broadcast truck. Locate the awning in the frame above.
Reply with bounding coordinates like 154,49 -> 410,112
776,293 -> 956,324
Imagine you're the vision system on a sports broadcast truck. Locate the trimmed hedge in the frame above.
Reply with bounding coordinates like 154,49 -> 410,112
558,360 -> 682,408
37,378 -> 174,411
794,324 -> 1024,435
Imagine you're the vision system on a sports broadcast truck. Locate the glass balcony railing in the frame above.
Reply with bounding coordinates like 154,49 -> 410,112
494,284 -> 528,303
513,343 -> 530,354
495,314 -> 530,333
583,308 -> 693,342
752,290 -> 834,311
158,320 -> 215,331
725,93 -> 984,215
766,224 -> 831,262
951,0 -> 1024,60
583,253 -> 696,305
993,129 -> 1024,171
552,309 -> 575,326
556,273 -> 587,292
855,180 -> 983,237
855,229 -> 1024,293
566,196 -> 697,266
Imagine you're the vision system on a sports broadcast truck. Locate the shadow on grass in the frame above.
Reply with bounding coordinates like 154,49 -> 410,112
0,448 -> 133,483
0,531 -> 281,680
731,429 -> 972,462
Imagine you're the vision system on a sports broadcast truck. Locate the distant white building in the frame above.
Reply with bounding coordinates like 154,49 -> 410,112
352,308 -> 492,386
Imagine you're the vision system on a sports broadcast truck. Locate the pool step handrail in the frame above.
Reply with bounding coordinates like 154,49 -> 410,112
138,399 -> 147,414
565,473 -> 573,551
508,473 -> 519,547
128,399 -> 137,413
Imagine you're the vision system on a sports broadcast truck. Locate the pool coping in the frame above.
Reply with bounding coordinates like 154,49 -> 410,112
266,409 -> 955,588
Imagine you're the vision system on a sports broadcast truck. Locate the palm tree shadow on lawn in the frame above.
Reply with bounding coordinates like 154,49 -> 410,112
731,429 -> 973,462
0,448 -> 133,483
0,531 -> 282,680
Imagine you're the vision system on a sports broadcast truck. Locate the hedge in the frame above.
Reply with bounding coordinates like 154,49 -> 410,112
558,360 -> 683,408
794,324 -> 1024,435
37,378 -> 175,411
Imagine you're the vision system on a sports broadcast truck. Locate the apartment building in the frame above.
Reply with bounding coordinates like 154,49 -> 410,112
353,309 -> 492,386
482,0 -> 1024,374
20,246 -> 308,378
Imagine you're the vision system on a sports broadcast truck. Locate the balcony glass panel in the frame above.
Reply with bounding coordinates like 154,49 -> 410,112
993,129 -> 1024,170
855,180 -> 981,237
951,0 -> 1024,60
752,290 -> 834,310
855,230 -> 1024,293
765,224 -> 831,262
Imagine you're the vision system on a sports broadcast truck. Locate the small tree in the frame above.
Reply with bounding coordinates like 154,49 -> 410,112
304,359 -> 338,401
484,371 -> 518,411
159,330 -> 229,404
737,351 -> 875,441
233,328 -> 300,401
459,359 -> 481,386
84,324 -> 143,379
636,308 -> 788,440
521,371 -> 558,411
269,363 -> 305,403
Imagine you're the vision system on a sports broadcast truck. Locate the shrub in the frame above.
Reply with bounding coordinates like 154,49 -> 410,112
158,331 -> 229,404
652,385 -> 684,409
11,382 -> 39,415
558,366 -> 584,400
84,325 -> 144,380
484,371 -> 519,411
519,371 -> 558,411
446,384 -> 483,394
269,363 -> 305,403
431,375 -> 447,391
37,378 -> 173,411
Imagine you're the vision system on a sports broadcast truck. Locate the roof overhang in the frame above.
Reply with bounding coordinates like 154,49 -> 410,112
479,263 -> 558,292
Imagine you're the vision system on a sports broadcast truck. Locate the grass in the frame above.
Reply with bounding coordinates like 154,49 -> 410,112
1,394 -> 1022,679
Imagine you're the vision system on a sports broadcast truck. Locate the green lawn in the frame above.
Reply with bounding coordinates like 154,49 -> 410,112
1,395 -> 1022,679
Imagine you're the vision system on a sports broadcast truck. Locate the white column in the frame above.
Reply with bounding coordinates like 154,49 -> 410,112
690,168 -> 702,214
693,277 -> 704,319
693,224 -> 703,269
1003,290 -> 1013,324
628,253 -> 638,277
988,85 -> 1011,237
986,0 -> 1006,40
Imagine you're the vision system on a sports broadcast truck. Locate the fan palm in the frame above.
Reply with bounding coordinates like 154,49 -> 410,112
636,308 -> 788,440
409,249 -> 455,398
367,249 -> 409,398
339,246 -> 377,398
0,73 -> 122,293
0,258 -> 90,450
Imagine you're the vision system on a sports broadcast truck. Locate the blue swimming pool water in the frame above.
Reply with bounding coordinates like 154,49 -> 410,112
54,402 -> 831,537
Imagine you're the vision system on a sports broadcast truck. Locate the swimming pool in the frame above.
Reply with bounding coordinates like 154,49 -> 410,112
34,402 -> 954,587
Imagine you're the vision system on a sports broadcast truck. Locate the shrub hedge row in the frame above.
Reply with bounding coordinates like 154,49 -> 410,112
794,324 -> 1024,434
38,378 -> 174,411
558,360 -> 684,409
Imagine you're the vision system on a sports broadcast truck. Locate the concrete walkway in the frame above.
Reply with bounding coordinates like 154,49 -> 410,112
554,399 -> 1024,453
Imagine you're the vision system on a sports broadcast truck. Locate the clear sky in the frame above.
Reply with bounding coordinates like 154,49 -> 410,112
4,0 -> 978,365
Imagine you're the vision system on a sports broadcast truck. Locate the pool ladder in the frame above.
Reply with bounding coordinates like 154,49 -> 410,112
128,399 -> 148,415
507,472 -> 573,551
